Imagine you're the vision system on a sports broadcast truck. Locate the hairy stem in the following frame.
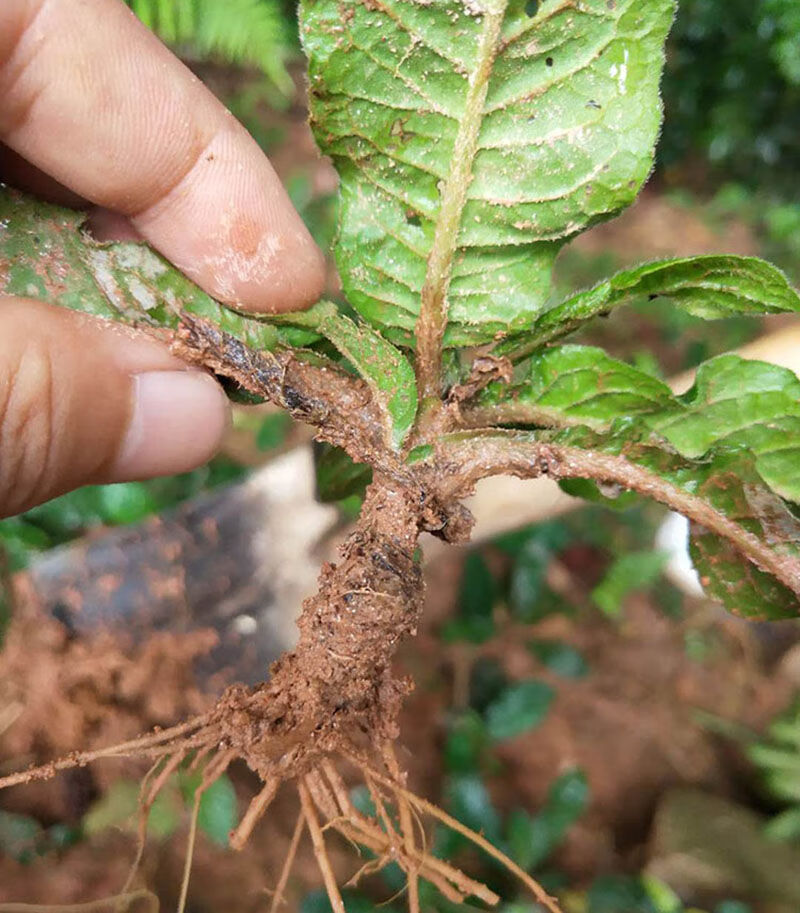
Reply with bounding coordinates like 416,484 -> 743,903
439,431 -> 800,596
414,0 -> 507,407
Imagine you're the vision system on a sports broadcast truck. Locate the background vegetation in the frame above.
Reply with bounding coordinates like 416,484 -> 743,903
2,1 -> 800,910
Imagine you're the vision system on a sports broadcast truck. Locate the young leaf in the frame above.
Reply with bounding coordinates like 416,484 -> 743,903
497,255 -> 800,361
301,0 -> 676,346
473,344 -> 673,429
646,355 -> 800,504
313,305 -> 418,448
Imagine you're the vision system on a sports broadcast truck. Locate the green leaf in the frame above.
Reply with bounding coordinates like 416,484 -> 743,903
197,775 -> 237,847
443,551 -> 497,644
592,550 -> 667,617
507,526 -> 567,621
83,778 -> 182,840
0,186 -> 417,449
477,343 -> 673,429
0,185 -> 280,351
498,255 -> 800,360
764,807 -> 800,843
256,413 -> 292,451
507,768 -> 588,870
313,306 -> 417,448
469,345 -> 800,619
128,0 -> 296,93
445,773 -> 503,844
314,443 -> 372,503
444,710 -> 490,774
301,0 -> 675,346
449,422 -> 800,620
563,429 -> 800,621
0,811 -> 44,863
646,355 -> 800,503
485,679 -> 554,742
478,346 -> 800,503
528,639 -> 588,678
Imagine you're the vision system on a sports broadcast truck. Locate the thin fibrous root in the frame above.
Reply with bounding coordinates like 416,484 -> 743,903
0,890 -> 158,913
383,745 -> 421,913
311,763 -> 497,906
177,752 -> 235,913
229,775 -> 281,851
300,778 -> 346,913
122,751 -> 188,895
362,762 -> 564,913
0,714 -> 212,792
269,809 -> 306,913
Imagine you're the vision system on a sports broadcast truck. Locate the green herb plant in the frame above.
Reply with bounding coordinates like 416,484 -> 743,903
2,0 -> 800,909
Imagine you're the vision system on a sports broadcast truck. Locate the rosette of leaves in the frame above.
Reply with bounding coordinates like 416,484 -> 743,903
3,0 -> 800,623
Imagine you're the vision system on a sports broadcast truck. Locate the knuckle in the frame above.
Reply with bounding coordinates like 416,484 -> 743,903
0,0 -> 49,136
0,338 -> 58,514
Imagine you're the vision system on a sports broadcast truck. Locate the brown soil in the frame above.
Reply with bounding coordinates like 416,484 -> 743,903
1,531 -> 797,907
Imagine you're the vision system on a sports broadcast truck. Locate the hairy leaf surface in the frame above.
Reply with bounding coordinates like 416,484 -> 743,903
0,187 -> 417,448
301,0 -> 675,345
465,343 -> 800,617
0,186 -> 280,351
475,345 -> 800,503
497,255 -> 800,360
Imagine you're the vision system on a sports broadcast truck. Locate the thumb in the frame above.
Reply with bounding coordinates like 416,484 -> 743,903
0,297 -> 230,517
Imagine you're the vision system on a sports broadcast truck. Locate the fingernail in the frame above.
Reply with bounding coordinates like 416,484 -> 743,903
111,371 -> 230,480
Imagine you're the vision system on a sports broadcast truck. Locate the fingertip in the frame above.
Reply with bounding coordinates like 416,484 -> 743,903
131,125 -> 327,315
110,370 -> 230,481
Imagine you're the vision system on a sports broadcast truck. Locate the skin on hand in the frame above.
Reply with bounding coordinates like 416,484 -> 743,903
0,0 -> 326,517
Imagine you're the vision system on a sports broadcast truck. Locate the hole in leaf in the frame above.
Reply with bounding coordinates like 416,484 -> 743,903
404,209 -> 421,227
546,56 -> 554,67
525,0 -> 539,16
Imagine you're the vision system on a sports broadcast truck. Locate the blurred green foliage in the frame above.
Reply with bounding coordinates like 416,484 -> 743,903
661,0 -> 800,194
748,696 -> 800,843
126,0 -> 298,94
0,456 -> 245,574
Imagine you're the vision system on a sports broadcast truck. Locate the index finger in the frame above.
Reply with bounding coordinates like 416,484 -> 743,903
0,0 -> 326,313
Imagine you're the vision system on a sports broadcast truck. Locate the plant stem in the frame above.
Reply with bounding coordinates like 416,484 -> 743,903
439,430 -> 800,597
414,0 -> 507,405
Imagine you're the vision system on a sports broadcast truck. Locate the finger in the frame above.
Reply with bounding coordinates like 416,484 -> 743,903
0,144 -> 145,240
0,297 -> 230,518
0,142 -> 84,207
0,0 -> 325,313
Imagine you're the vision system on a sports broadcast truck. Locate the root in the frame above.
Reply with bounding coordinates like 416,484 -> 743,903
0,471 -> 563,913
0,714 -> 211,792
383,745 -> 420,913
178,751 -> 235,913
0,892 -> 158,913
121,753 -> 187,895
300,779 -> 346,913
229,776 -> 280,850
361,762 -> 564,913
269,809 -> 305,913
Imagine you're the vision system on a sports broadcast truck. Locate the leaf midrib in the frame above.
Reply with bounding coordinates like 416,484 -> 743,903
413,0 -> 509,405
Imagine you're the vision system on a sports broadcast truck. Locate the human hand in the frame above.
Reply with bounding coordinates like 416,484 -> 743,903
0,0 -> 325,517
